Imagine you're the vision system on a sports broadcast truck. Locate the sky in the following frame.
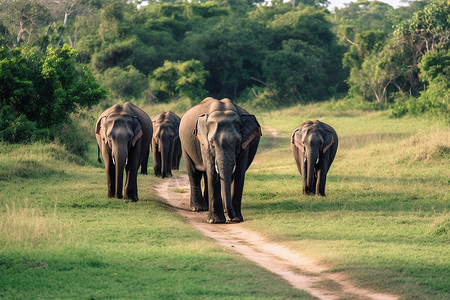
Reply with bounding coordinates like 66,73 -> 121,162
327,0 -> 409,10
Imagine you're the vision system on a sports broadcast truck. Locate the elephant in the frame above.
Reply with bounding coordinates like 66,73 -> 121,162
95,102 -> 153,201
179,97 -> 262,224
291,120 -> 338,196
152,111 -> 181,178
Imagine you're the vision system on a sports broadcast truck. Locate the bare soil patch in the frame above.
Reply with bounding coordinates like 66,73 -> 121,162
155,174 -> 399,300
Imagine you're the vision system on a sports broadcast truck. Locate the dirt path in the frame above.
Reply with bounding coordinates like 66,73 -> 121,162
155,174 -> 398,300
155,125 -> 398,299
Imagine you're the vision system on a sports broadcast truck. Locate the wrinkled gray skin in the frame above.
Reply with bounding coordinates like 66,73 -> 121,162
291,120 -> 338,196
180,97 -> 261,224
96,102 -> 152,201
152,111 -> 181,178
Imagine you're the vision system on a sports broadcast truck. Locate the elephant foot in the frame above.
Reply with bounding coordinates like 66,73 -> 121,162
229,213 -> 243,223
190,205 -> 208,212
230,217 -> 242,223
207,218 -> 226,224
123,197 -> 138,202
207,214 -> 226,224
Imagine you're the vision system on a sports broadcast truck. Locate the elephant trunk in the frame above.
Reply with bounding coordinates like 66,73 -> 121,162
113,144 -> 128,199
217,160 -> 236,221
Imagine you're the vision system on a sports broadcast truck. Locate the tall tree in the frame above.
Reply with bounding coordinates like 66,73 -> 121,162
0,0 -> 49,45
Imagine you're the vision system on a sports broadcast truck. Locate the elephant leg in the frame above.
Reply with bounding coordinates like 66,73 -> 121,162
102,146 -> 115,198
316,168 -> 327,196
316,157 -> 330,196
230,152 -> 250,222
231,174 -> 244,222
140,147 -> 149,175
107,157 -> 116,198
172,141 -> 181,170
184,153 -> 207,211
166,144 -> 174,178
300,158 -> 308,195
124,145 -> 141,202
202,172 -> 209,210
207,169 -> 226,224
153,143 -> 161,177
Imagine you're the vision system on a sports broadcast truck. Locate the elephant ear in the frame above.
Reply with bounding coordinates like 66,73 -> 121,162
240,113 -> 262,150
95,116 -> 106,135
323,129 -> 335,154
291,128 -> 305,152
194,114 -> 209,150
131,116 -> 143,147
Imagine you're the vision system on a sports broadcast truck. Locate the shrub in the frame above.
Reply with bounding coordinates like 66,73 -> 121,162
151,60 -> 209,101
390,49 -> 449,122
0,45 -> 106,146
99,65 -> 148,99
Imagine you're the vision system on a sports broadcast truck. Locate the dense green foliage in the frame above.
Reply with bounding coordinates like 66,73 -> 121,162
335,0 -> 449,120
0,0 -> 448,146
0,45 -> 106,143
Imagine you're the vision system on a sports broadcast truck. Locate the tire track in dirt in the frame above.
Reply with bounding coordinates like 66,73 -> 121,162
155,174 -> 399,300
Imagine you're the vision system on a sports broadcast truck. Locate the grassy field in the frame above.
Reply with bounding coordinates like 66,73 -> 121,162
1,102 -> 449,299
245,106 -> 450,299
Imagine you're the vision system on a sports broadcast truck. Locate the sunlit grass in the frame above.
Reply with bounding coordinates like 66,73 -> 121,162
1,102 -> 449,299
243,106 -> 450,298
0,136 -> 312,299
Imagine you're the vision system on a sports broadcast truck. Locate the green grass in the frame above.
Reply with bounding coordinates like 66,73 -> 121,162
1,102 -> 449,299
244,106 -> 450,299
0,140 -> 312,298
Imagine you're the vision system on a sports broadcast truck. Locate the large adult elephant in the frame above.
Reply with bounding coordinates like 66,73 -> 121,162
291,120 -> 338,196
152,111 -> 181,178
180,97 -> 261,224
95,102 -> 152,201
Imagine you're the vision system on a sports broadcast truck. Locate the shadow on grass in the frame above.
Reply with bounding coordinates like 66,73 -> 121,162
0,160 -> 67,181
244,173 -> 448,213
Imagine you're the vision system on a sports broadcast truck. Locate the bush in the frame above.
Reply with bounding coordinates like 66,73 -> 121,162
322,96 -> 384,112
391,82 -> 449,122
151,60 -> 209,101
0,45 -> 106,146
390,49 -> 449,122
54,121 -> 89,158
99,65 -> 148,99
0,106 -> 38,143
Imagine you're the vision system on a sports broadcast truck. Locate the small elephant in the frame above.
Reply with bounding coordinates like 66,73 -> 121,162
95,102 -> 153,201
179,97 -> 262,223
152,111 -> 181,178
291,120 -> 338,196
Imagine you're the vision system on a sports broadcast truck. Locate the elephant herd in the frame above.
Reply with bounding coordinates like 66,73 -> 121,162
95,98 -> 338,224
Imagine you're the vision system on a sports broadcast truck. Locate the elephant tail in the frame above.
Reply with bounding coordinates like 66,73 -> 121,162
97,146 -> 102,163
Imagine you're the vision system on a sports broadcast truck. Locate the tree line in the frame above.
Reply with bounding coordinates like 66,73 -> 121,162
0,0 -> 448,143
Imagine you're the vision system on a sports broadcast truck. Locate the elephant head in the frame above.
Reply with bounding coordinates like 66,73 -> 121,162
194,99 -> 261,221
292,120 -> 337,195
96,103 -> 151,200
152,111 -> 180,178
